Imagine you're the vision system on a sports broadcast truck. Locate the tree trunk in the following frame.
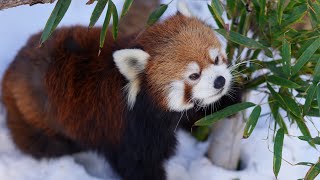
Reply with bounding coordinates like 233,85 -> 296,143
118,0 -> 160,37
207,113 -> 245,170
0,0 -> 55,10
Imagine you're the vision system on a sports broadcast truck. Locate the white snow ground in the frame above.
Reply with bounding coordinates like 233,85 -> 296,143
0,1 -> 319,180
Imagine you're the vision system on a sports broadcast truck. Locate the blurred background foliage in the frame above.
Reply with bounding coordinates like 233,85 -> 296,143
40,0 -> 320,179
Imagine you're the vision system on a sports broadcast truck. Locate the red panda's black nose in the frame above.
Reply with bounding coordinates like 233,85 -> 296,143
214,76 -> 225,89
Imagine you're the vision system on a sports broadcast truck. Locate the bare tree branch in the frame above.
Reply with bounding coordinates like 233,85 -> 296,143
0,0 -> 55,10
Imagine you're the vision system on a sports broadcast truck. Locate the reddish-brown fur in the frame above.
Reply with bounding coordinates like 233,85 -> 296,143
136,14 -> 223,109
1,13 -> 238,180
2,26 -> 134,156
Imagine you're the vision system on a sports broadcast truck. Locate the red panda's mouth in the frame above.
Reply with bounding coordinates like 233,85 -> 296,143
208,88 -> 224,98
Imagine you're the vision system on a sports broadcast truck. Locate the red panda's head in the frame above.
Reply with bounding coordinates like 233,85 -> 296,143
113,2 -> 232,112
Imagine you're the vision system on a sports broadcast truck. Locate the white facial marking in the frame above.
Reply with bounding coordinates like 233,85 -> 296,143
192,64 -> 232,106
167,81 -> 194,112
177,0 -> 193,17
209,48 -> 219,61
113,49 -> 150,109
185,62 -> 200,80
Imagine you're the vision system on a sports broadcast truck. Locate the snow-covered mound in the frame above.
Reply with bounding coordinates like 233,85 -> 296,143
0,1 -> 318,180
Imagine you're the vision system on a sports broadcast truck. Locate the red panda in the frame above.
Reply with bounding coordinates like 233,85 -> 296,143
1,3 -> 238,180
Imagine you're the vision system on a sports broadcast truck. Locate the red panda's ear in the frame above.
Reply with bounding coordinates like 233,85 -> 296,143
113,49 -> 150,108
113,49 -> 149,81
177,0 -> 193,17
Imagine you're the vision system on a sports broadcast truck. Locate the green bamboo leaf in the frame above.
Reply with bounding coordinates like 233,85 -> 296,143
281,38 -> 291,76
305,158 -> 320,180
207,4 -> 225,29
282,95 -> 302,118
311,137 -> 320,145
100,2 -> 112,48
296,162 -> 315,167
317,85 -> 320,115
267,83 -> 287,109
110,1 -> 118,39
308,0 -> 320,28
307,107 -> 320,117
314,58 -> 320,83
40,0 -> 71,44
304,84 -> 317,115
269,97 -> 288,134
147,4 -> 168,26
299,136 -> 320,145
292,37 -> 320,76
89,0 -> 108,28
267,75 -> 300,89
192,126 -> 210,141
215,29 -> 272,57
120,0 -> 133,18
298,135 -> 312,142
258,0 -> 266,31
244,75 -> 266,90
211,0 -> 223,16
273,128 -> 285,178
281,4 -> 308,29
226,0 -> 236,17
50,0 -> 71,35
294,116 -> 314,147
277,0 -> 285,24
243,105 -> 261,139
238,9 -> 250,35
194,102 -> 256,126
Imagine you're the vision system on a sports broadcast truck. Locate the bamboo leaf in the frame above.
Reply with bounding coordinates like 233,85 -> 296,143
211,0 -> 223,16
89,0 -> 108,28
292,37 -> 320,76
100,2 -> 112,48
244,75 -> 266,89
243,105 -> 261,138
277,0 -> 285,24
299,136 -> 320,145
296,162 -> 315,167
314,58 -> 320,83
226,0 -> 236,17
269,97 -> 288,134
305,158 -> 320,180
317,85 -> 320,115
282,95 -> 302,118
267,83 -> 287,109
267,75 -> 300,89
308,0 -> 320,28
273,128 -> 285,178
304,84 -> 317,115
215,29 -> 272,57
209,0 -> 225,29
281,38 -> 291,76
208,4 -> 225,29
258,0 -> 266,31
110,1 -> 118,39
294,116 -> 314,147
281,4 -> 308,29
194,102 -> 255,126
192,126 -> 210,141
40,0 -> 71,44
120,0 -> 133,18
147,4 -> 168,26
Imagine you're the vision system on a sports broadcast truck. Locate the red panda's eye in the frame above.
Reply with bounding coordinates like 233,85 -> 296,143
189,73 -> 200,80
214,57 -> 219,65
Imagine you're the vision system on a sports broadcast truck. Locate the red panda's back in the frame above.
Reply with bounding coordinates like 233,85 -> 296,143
2,26 -> 129,157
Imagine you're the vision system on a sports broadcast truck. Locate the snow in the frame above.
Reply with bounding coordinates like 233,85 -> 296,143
0,1 -> 319,180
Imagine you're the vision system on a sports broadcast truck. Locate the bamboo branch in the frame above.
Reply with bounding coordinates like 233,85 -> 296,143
0,0 -> 55,10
